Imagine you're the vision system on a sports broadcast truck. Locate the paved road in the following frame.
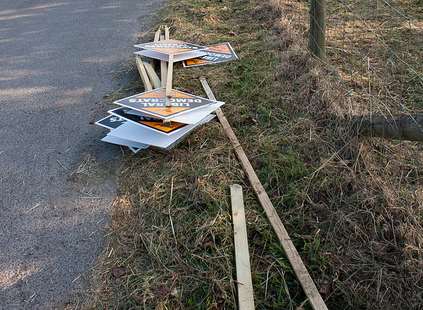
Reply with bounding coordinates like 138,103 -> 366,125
0,1 -> 163,308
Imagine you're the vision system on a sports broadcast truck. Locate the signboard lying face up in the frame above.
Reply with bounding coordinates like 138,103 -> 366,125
95,115 -> 126,130
109,107 -> 188,135
113,88 -> 223,120
183,42 -> 238,67
134,39 -> 208,62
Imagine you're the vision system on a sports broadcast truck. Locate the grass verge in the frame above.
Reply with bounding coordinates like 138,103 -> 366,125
87,0 -> 423,309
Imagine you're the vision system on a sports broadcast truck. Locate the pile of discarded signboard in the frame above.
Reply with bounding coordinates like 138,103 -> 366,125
95,26 -> 330,310
95,26 -> 238,153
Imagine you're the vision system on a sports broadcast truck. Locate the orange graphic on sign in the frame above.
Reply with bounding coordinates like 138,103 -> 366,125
185,58 -> 208,66
143,107 -> 190,116
138,89 -> 193,99
182,43 -> 238,68
207,44 -> 231,54
150,47 -> 190,54
140,120 -> 185,133
115,87 -> 218,119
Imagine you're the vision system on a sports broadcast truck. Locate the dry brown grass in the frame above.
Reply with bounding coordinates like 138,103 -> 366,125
268,0 -> 423,308
86,0 -> 423,309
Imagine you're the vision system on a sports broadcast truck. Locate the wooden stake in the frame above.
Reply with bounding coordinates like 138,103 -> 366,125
231,184 -> 255,310
166,54 -> 174,98
160,34 -> 168,88
154,27 -> 161,42
164,26 -> 170,40
139,26 -> 162,89
200,78 -> 328,310
143,60 -> 161,89
135,56 -> 152,91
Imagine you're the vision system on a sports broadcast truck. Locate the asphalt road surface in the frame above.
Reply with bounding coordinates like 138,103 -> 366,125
0,1 -> 163,308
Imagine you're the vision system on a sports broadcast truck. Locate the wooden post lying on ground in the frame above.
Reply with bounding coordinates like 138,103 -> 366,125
200,78 -> 328,310
353,114 -> 423,142
309,0 -> 326,59
231,184 -> 255,310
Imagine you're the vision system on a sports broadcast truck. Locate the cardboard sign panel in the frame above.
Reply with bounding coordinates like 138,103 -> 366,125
135,39 -> 204,54
168,101 -> 224,124
109,107 -> 188,135
108,114 -> 215,149
183,42 -> 238,68
128,146 -> 143,154
165,115 -> 215,150
114,88 -> 222,120
126,102 -> 224,125
134,39 -> 208,62
101,135 -> 149,150
95,115 -> 126,130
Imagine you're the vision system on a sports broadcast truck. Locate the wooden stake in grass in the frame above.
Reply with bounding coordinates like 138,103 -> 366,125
200,77 -> 328,310
230,184 -> 255,310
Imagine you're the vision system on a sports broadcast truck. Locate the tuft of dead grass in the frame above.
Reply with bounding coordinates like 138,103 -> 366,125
87,0 -> 423,309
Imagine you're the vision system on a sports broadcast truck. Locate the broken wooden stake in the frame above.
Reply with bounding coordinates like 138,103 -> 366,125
154,27 -> 161,42
164,25 -> 170,40
135,56 -> 152,91
140,27 -> 162,89
143,60 -> 161,89
136,27 -> 164,91
200,77 -> 328,310
231,184 -> 255,310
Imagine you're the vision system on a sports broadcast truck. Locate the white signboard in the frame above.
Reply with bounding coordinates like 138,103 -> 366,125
134,39 -> 208,62
108,114 -> 215,149
114,88 -> 223,120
